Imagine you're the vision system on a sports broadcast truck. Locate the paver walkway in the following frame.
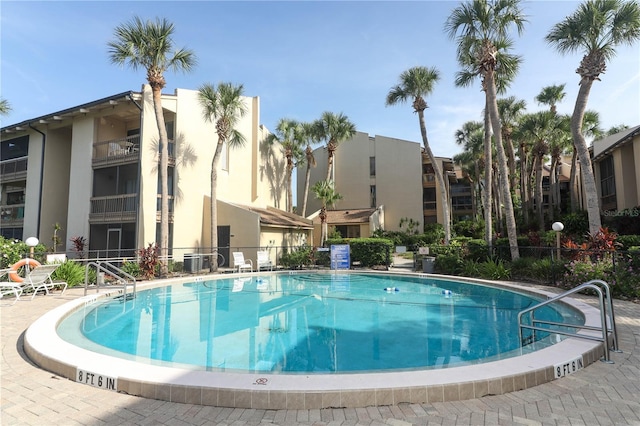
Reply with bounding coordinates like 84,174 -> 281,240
2,283 -> 639,425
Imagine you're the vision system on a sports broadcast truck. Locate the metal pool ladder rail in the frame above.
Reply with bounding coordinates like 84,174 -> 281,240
84,261 -> 137,299
517,279 -> 619,363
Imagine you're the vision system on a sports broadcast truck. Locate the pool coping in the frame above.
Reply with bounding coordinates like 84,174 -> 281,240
24,271 -> 607,409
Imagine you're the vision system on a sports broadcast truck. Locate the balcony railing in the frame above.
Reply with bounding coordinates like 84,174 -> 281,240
93,135 -> 140,167
156,195 -> 175,222
93,135 -> 175,168
423,173 -> 436,186
90,194 -> 138,223
0,157 -> 28,182
0,204 -> 24,226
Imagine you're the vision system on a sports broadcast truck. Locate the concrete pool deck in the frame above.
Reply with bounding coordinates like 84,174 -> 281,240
2,280 -> 640,425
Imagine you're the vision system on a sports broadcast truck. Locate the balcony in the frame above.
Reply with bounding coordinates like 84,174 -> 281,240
423,173 -> 436,187
156,195 -> 175,222
90,194 -> 138,223
0,157 -> 28,183
0,204 -> 24,226
93,136 -> 140,168
93,135 -> 175,168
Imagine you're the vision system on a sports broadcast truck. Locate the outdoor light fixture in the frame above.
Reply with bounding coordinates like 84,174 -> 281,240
552,222 -> 564,260
25,237 -> 39,258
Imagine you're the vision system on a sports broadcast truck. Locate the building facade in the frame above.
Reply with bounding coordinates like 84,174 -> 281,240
297,132 -> 473,235
591,125 -> 640,213
1,86 -> 311,262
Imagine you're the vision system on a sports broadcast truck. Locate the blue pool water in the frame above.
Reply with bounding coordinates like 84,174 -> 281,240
57,273 -> 583,373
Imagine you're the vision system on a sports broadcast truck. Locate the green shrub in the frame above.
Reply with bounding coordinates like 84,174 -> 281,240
561,211 -> 589,238
460,259 -> 480,277
495,236 -> 531,261
617,235 -> 640,250
510,257 -> 537,281
435,253 -> 463,275
121,260 -> 142,278
280,246 -> 313,269
467,239 -> 489,261
453,219 -> 484,239
0,236 -> 47,268
50,260 -> 86,287
477,258 -> 511,280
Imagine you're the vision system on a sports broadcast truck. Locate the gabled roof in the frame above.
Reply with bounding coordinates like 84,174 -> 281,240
592,125 -> 640,161
314,208 -> 377,225
238,205 -> 313,229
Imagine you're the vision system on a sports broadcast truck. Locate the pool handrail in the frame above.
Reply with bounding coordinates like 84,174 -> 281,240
517,279 -> 618,363
84,261 -> 136,298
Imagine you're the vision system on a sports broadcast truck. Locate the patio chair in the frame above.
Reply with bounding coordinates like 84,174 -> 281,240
23,264 -> 67,300
232,252 -> 253,273
256,250 -> 273,271
0,268 -> 23,304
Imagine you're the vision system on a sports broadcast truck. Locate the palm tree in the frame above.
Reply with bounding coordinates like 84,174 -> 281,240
497,96 -> 527,191
445,0 -> 527,260
546,0 -> 640,234
312,180 -> 343,245
315,112 -> 357,182
0,99 -> 11,115
386,66 -> 452,244
454,121 -> 485,220
300,122 -> 319,217
266,119 -> 304,213
108,16 -> 196,276
198,82 -> 248,271
535,84 -> 567,115
606,124 -> 629,135
570,110 -> 603,211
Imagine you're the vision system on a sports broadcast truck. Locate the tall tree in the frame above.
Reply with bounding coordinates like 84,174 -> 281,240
300,122 -> 319,217
0,99 -> 11,115
312,180 -> 342,245
497,96 -> 527,191
314,112 -> 356,182
108,16 -> 196,275
570,111 -> 603,211
535,84 -> 567,114
546,0 -> 640,234
386,66 -> 452,244
454,121 -> 485,220
445,0 -> 527,260
198,82 -> 248,271
266,119 -> 304,213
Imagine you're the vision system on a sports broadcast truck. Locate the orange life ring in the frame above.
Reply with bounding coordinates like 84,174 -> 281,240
9,258 -> 41,282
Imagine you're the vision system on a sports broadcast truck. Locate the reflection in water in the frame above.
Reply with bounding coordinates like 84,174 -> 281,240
63,274 -> 583,373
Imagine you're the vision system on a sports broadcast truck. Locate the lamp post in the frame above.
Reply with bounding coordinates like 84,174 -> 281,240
552,222 -> 564,260
25,237 -> 39,258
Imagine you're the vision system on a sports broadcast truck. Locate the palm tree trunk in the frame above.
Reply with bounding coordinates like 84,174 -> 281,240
572,80 -> 602,234
549,156 -> 558,221
519,144 -> 529,225
152,86 -> 170,276
286,161 -> 293,213
210,140 -> 224,272
486,76 -> 519,260
569,147 -> 579,212
302,166 -> 312,217
483,105 -> 493,249
418,110 -> 451,244
534,154 -> 544,231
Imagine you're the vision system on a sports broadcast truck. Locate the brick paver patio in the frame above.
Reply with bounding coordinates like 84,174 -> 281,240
2,283 -> 639,425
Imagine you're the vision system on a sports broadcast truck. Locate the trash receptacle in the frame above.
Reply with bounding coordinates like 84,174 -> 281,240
422,256 -> 435,273
184,254 -> 201,273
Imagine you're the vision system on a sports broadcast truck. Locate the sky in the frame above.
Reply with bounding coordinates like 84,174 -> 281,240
1,0 -> 639,160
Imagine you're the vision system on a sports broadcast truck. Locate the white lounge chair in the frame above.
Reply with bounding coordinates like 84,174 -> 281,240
257,250 -> 273,271
0,268 -> 23,304
232,252 -> 253,273
23,264 -> 67,300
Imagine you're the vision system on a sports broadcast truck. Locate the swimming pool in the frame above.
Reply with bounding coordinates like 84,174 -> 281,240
25,272 -> 607,409
57,273 -> 582,373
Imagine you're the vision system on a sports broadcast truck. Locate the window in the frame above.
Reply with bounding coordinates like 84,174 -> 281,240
423,187 -> 436,211
370,185 -> 376,208
600,156 -> 616,208
1,136 -> 28,161
369,156 -> 375,177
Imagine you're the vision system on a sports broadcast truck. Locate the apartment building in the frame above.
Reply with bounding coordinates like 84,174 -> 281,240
592,125 -> 640,212
298,132 -> 473,236
0,86 -> 312,263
